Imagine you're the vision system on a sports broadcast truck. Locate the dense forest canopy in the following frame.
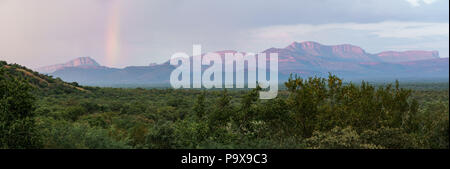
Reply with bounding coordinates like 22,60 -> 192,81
1,60 -> 448,149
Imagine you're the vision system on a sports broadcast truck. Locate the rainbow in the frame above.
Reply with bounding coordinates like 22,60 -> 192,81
105,0 -> 120,67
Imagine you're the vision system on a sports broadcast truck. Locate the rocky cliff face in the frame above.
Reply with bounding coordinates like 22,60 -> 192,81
283,41 -> 376,62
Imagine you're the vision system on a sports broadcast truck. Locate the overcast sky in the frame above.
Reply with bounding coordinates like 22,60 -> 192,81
0,0 -> 448,68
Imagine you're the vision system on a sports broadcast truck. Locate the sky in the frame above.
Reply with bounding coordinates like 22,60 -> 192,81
0,0 -> 448,68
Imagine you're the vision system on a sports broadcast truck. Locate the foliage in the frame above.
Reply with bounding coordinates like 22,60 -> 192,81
1,60 -> 448,149
0,67 -> 42,148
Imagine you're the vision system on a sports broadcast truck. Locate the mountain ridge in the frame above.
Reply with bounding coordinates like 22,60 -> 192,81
36,41 -> 448,85
36,56 -> 102,73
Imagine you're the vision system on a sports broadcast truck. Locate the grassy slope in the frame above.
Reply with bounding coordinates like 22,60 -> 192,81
1,61 -> 87,94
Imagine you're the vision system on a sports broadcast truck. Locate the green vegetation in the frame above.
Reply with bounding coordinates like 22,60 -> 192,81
1,64 -> 41,148
1,61 -> 448,149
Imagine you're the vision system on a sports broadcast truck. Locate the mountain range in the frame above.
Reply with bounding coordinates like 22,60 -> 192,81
35,41 -> 449,86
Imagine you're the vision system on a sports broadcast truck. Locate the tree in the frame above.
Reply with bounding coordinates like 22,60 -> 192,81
285,74 -> 327,137
0,68 -> 42,148
193,91 -> 206,119
235,86 -> 260,134
208,89 -> 234,137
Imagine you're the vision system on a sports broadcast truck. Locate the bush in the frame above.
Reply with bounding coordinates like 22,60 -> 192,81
305,127 -> 381,149
361,127 -> 417,149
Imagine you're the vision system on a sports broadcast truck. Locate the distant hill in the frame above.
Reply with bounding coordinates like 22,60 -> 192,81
36,57 -> 103,74
50,64 -> 175,86
1,61 -> 88,93
265,41 -> 447,80
376,50 -> 439,63
36,41 -> 449,86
